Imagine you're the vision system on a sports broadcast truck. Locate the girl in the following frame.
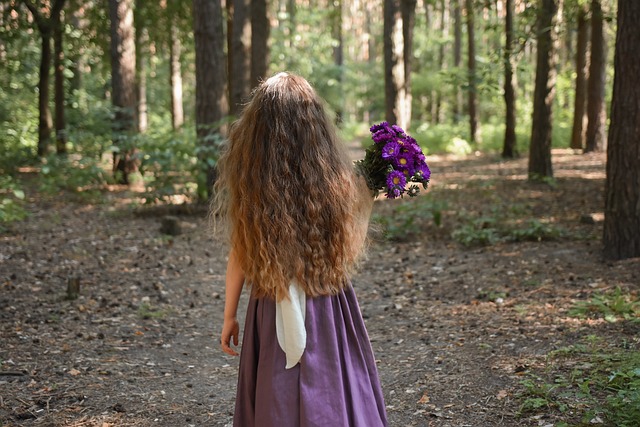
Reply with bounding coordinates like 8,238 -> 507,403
213,72 -> 387,427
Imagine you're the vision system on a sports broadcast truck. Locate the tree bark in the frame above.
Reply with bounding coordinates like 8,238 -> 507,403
570,4 -> 590,150
452,0 -> 463,122
465,0 -> 479,145
135,26 -> 148,133
169,19 -> 184,130
53,10 -> 66,154
502,0 -> 517,158
193,0 -> 228,196
109,0 -> 138,184
585,0 -> 607,153
384,0 -> 407,129
250,0 -> 269,89
22,0 -> 67,157
230,0 -> 251,115
603,0 -> 640,260
400,0 -> 416,130
528,0 -> 561,180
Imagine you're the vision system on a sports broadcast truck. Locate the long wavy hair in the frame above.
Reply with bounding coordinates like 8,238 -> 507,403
211,72 -> 371,300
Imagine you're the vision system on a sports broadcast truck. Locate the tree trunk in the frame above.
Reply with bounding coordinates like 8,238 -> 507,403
53,12 -> 66,154
37,30 -> 53,157
331,0 -> 344,123
384,0 -> 407,129
135,26 -> 148,133
603,0 -> 640,260
452,0 -> 462,122
400,0 -> 416,130
570,5 -> 590,150
465,0 -> 479,145
169,20 -> 184,130
193,0 -> 228,196
250,0 -> 269,89
109,0 -> 138,184
434,0 -> 448,125
528,0 -> 560,180
585,0 -> 607,153
230,0 -> 251,115
502,0 -> 517,158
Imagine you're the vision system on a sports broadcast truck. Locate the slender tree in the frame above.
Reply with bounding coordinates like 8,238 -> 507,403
452,0 -> 463,122
401,0 -> 416,130
584,0 -> 607,152
502,0 -> 517,158
168,0 -> 184,130
383,0 -> 408,129
230,0 -> 251,115
570,3 -> 590,150
193,0 -> 228,195
109,0 -> 138,184
21,0 -> 66,157
528,0 -> 561,180
603,0 -> 640,260
52,3 -> 66,154
465,0 -> 479,145
250,0 -> 269,89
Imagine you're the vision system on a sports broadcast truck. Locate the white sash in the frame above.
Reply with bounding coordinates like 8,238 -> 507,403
275,282 -> 307,369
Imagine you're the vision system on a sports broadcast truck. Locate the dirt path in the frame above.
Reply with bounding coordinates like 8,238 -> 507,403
1,151 -> 638,426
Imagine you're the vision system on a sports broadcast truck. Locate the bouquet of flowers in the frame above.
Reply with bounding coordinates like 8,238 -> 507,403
355,122 -> 431,199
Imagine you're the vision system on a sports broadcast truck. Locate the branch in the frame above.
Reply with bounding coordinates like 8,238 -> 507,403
21,0 -> 47,30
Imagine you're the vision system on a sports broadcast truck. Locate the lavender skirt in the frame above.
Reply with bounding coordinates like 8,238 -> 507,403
233,286 -> 388,427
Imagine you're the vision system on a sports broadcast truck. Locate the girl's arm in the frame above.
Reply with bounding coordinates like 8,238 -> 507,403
221,249 -> 245,356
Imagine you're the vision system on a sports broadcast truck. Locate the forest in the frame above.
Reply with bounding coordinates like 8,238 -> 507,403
1,0 -> 639,426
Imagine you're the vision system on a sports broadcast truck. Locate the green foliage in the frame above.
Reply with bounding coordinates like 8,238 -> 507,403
517,338 -> 640,426
0,176 -> 28,229
372,197 -> 447,242
569,288 -> 640,323
39,155 -> 112,202
137,303 -> 168,320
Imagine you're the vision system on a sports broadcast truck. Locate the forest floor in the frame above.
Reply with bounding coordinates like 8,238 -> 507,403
1,149 -> 639,427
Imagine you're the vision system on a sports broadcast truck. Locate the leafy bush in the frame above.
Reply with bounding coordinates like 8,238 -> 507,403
569,288 -> 640,323
372,197 -> 446,242
0,176 -> 28,229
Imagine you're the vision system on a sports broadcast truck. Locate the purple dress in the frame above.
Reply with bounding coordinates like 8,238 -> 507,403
233,285 -> 388,427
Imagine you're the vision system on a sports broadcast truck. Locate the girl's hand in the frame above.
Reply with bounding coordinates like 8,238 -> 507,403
221,317 -> 240,356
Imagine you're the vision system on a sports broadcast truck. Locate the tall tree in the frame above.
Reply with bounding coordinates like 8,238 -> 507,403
502,0 -> 517,158
584,0 -> 607,152
250,0 -> 269,89
229,0 -> 251,115
603,0 -> 640,260
465,0 -> 479,145
383,0 -> 408,129
400,0 -> 416,129
21,0 -> 66,157
452,0 -> 463,122
168,0 -> 184,130
528,0 -> 561,180
570,3 -> 590,150
52,2 -> 66,154
109,0 -> 138,184
193,0 -> 228,195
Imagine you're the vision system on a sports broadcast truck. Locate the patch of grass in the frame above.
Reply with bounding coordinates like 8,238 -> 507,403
569,288 -> 640,323
0,175 -> 28,230
372,197 -> 447,242
517,337 -> 640,426
137,303 -> 168,320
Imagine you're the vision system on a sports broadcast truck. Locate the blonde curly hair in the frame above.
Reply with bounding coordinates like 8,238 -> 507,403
211,72 -> 371,300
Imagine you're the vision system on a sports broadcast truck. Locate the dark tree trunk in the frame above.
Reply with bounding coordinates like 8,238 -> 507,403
502,0 -> 517,158
528,0 -> 560,180
465,0 -> 479,145
193,0 -> 228,196
434,0 -> 449,125
230,0 -> 251,115
53,12 -> 66,154
109,0 -> 138,184
603,0 -> 640,260
585,0 -> 607,153
250,0 -> 269,89
384,0 -> 407,129
169,21 -> 184,130
22,0 -> 67,157
331,0 -> 344,122
401,0 -> 416,130
570,5 -> 590,150
452,0 -> 462,122
37,31 -> 53,157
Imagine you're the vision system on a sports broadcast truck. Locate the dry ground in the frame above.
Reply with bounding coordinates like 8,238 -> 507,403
1,150 -> 638,427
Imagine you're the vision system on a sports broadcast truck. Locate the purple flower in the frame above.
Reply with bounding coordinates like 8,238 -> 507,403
381,141 -> 400,160
369,122 -> 389,133
385,187 -> 402,199
394,153 -> 413,171
386,170 -> 406,189
415,163 -> 431,181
